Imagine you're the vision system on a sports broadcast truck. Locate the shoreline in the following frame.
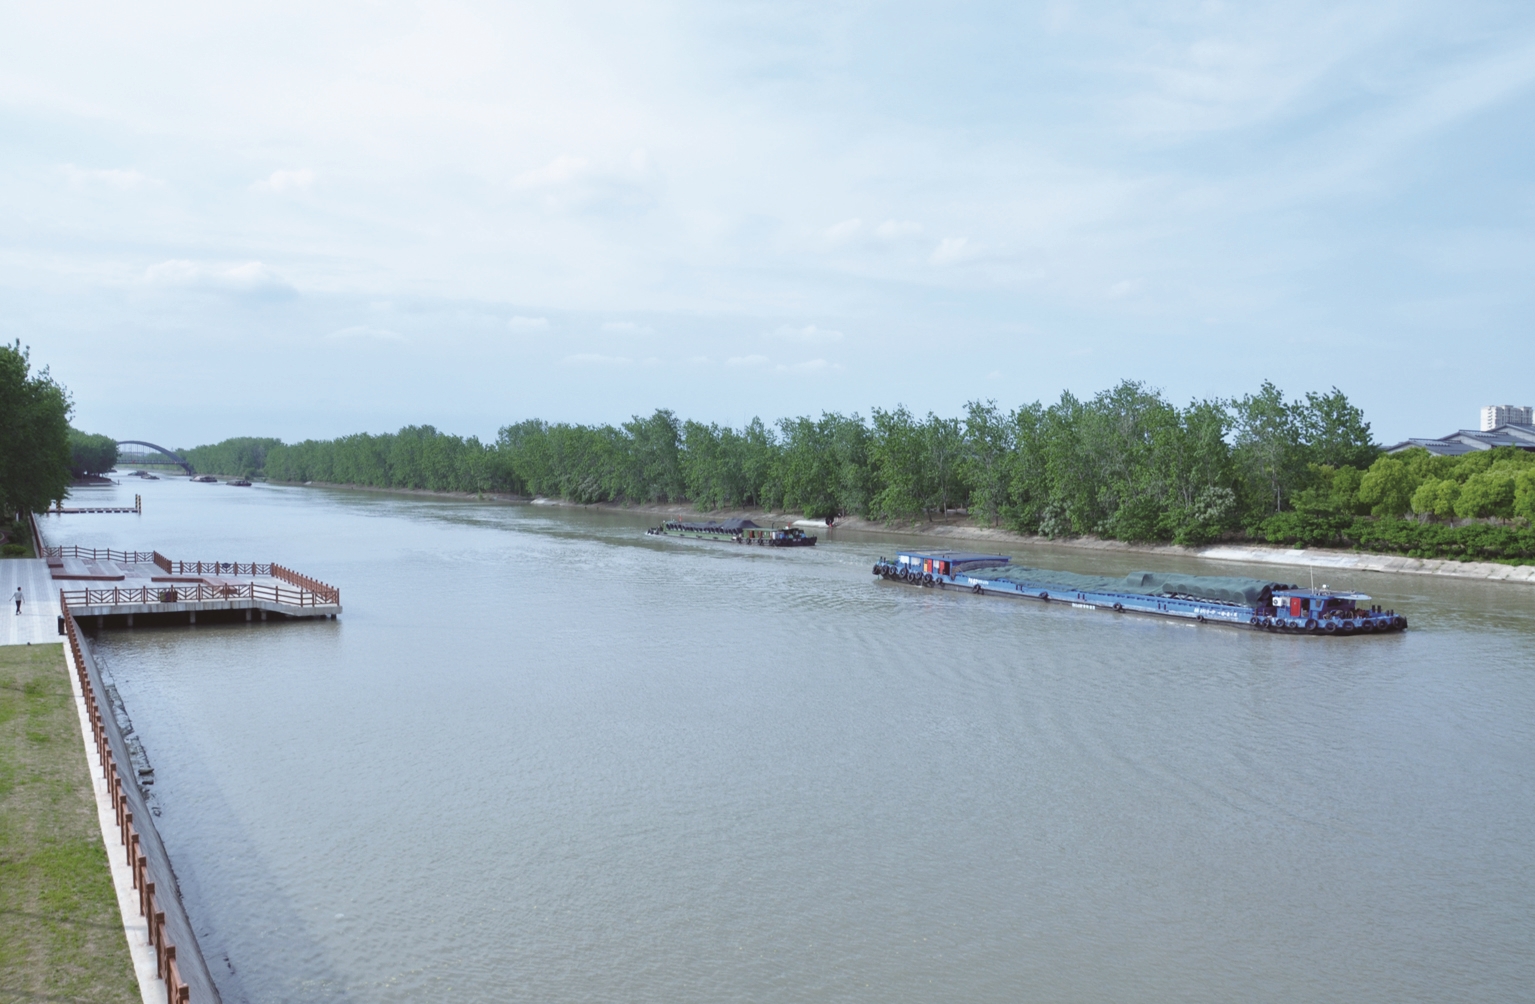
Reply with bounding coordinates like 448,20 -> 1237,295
268,480 -> 1535,585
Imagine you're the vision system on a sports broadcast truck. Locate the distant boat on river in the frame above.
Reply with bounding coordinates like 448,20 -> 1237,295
647,518 -> 817,547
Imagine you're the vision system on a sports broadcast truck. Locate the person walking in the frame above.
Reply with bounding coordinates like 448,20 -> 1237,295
12,586 -> 22,614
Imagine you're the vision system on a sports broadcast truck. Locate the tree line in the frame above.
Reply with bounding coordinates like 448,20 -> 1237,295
177,381 -> 1535,562
180,381 -> 1369,538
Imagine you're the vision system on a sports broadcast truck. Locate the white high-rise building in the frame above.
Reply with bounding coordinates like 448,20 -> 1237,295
1481,405 -> 1534,431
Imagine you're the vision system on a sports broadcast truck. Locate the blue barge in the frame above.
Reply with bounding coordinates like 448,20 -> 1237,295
873,550 -> 1407,635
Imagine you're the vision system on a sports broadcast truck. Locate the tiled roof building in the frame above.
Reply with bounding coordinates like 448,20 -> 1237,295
1386,423 -> 1535,457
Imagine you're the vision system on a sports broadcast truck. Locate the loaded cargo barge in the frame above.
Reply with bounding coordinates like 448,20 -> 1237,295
647,518 -> 817,546
873,550 -> 1407,635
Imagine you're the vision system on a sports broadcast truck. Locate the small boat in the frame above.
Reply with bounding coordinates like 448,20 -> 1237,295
190,475 -> 217,483
873,550 -> 1406,635
646,518 -> 817,547
227,479 -> 252,487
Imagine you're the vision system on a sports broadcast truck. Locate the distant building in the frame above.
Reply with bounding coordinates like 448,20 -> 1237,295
1388,406 -> 1535,457
1481,405 -> 1533,431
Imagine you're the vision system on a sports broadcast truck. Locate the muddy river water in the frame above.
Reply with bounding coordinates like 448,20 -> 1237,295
45,478 -> 1535,1002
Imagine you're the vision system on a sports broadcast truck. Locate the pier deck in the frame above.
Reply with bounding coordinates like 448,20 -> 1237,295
45,546 -> 341,629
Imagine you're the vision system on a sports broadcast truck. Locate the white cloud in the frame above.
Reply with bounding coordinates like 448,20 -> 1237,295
511,155 -> 590,190
777,358 -> 837,374
251,169 -> 315,193
328,325 -> 405,342
874,219 -> 923,239
601,320 -> 653,334
773,323 -> 843,343
507,315 -> 549,330
562,352 -> 632,366
929,237 -> 972,265
824,218 -> 862,243
62,165 -> 152,190
1108,279 -> 1144,299
141,259 -> 294,295
726,354 -> 770,367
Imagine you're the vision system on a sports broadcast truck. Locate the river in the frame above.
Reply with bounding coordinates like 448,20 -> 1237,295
42,477 -> 1535,1003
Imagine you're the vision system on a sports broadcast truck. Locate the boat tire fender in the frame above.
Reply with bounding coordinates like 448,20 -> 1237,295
1039,591 -> 1049,602
1305,618 -> 1317,631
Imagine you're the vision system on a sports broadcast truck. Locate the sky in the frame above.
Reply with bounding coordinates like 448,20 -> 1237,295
2,0 -> 1532,449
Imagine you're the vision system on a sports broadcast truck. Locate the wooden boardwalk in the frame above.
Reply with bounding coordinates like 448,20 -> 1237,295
43,494 -> 143,515
46,546 -> 341,629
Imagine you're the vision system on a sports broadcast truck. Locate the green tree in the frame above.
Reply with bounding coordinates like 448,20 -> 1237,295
1231,381 -> 1304,517
775,415 -> 839,518
1001,403 -> 1047,533
1411,478 -> 1460,519
0,342 -> 72,516
868,406 -> 928,520
1295,387 -> 1379,469
1514,470 -> 1535,521
960,400 -> 1013,527
1454,470 -> 1517,519
68,429 -> 118,476
1357,456 -> 1419,517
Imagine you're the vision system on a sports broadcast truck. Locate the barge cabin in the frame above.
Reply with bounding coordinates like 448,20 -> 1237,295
873,549 -> 1406,635
647,518 -> 817,547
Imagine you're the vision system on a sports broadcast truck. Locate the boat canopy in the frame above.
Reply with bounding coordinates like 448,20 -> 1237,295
717,518 -> 761,530
896,551 -> 1012,574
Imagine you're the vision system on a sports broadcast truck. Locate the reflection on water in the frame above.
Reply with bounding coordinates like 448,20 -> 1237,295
49,479 -> 1535,1003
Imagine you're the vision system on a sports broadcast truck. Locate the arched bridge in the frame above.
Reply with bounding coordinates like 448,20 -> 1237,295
116,440 -> 194,475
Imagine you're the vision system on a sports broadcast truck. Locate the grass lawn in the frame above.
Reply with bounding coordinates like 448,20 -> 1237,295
0,643 -> 137,1002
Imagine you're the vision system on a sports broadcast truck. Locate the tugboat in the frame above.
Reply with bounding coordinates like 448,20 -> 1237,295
872,550 -> 1406,635
227,479 -> 253,487
190,475 -> 218,483
646,518 -> 817,546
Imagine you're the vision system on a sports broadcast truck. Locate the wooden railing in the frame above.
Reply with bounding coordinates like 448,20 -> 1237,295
46,546 -> 286,579
61,599 -> 193,1002
162,560 -> 273,576
61,581 -> 336,609
272,564 -> 340,605
44,545 -> 161,563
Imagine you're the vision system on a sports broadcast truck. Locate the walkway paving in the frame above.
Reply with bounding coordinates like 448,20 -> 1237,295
1,559 -> 63,646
